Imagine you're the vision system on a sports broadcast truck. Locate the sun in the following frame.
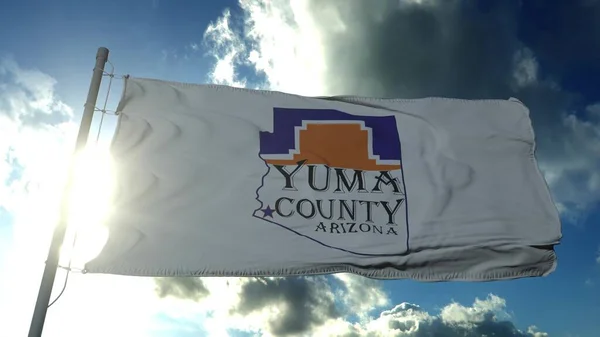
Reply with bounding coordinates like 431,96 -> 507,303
60,145 -> 115,268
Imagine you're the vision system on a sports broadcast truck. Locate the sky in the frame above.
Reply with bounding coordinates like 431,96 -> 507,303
0,0 -> 599,336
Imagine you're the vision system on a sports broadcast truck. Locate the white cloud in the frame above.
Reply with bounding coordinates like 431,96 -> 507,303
203,0 -> 332,94
440,294 -> 509,326
586,102 -> 600,117
40,275 -> 167,337
203,9 -> 248,88
344,294 -> 549,337
0,58 -> 75,212
540,104 -> 600,219
0,58 -> 74,336
0,59 -> 79,277
512,48 -> 539,88
0,59 -> 221,337
333,274 -> 389,320
0,59 -> 168,337
527,326 -> 549,337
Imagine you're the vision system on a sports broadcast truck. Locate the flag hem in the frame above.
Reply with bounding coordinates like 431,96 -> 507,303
85,245 -> 557,281
127,76 -> 526,106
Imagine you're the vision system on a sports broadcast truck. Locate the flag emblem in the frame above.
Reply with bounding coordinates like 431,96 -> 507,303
254,108 -> 409,255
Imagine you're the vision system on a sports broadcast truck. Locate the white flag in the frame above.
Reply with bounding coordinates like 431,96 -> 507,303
84,77 -> 561,280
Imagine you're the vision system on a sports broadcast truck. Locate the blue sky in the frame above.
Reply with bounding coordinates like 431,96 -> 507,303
1,0 -> 599,336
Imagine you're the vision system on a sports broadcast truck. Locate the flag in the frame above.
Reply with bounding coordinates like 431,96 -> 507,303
84,77 -> 561,280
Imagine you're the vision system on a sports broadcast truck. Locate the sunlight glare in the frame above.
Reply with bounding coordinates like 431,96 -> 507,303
61,146 -> 115,267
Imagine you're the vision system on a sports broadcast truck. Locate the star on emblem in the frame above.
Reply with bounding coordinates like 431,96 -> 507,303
261,205 -> 275,218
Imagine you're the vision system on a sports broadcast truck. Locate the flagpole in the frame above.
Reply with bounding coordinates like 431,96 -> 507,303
28,47 -> 110,337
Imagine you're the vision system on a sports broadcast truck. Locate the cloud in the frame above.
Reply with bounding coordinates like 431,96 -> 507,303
518,0 -> 600,81
0,58 -> 77,269
155,277 -> 210,301
0,57 -> 76,213
0,58 -> 73,127
0,58 -> 95,336
0,58 -> 158,337
203,9 -> 248,87
350,294 -> 548,337
332,274 -> 389,319
512,48 -> 539,89
230,277 -> 340,336
202,0 -> 600,216
153,275 -> 548,336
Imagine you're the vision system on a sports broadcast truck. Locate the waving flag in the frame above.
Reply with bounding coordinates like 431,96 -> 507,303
84,77 -> 561,280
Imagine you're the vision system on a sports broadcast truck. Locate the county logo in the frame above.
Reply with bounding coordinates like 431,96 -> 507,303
253,108 -> 409,255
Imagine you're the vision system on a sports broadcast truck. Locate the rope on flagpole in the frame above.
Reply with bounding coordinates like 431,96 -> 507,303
47,226 -> 81,307
47,271 -> 69,308
95,59 -> 125,142
45,60 -> 125,309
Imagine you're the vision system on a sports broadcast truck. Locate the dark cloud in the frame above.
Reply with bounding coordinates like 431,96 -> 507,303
302,0 -> 599,214
205,0 -> 600,214
309,0 -> 522,100
154,277 -> 209,301
231,277 -> 340,336
153,275 -> 548,336
226,277 -> 547,336
305,0 -> 570,134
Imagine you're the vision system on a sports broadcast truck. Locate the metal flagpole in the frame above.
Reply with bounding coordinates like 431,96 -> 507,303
28,47 -> 110,337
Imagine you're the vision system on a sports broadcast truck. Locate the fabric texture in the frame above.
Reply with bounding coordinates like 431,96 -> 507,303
84,77 -> 561,281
